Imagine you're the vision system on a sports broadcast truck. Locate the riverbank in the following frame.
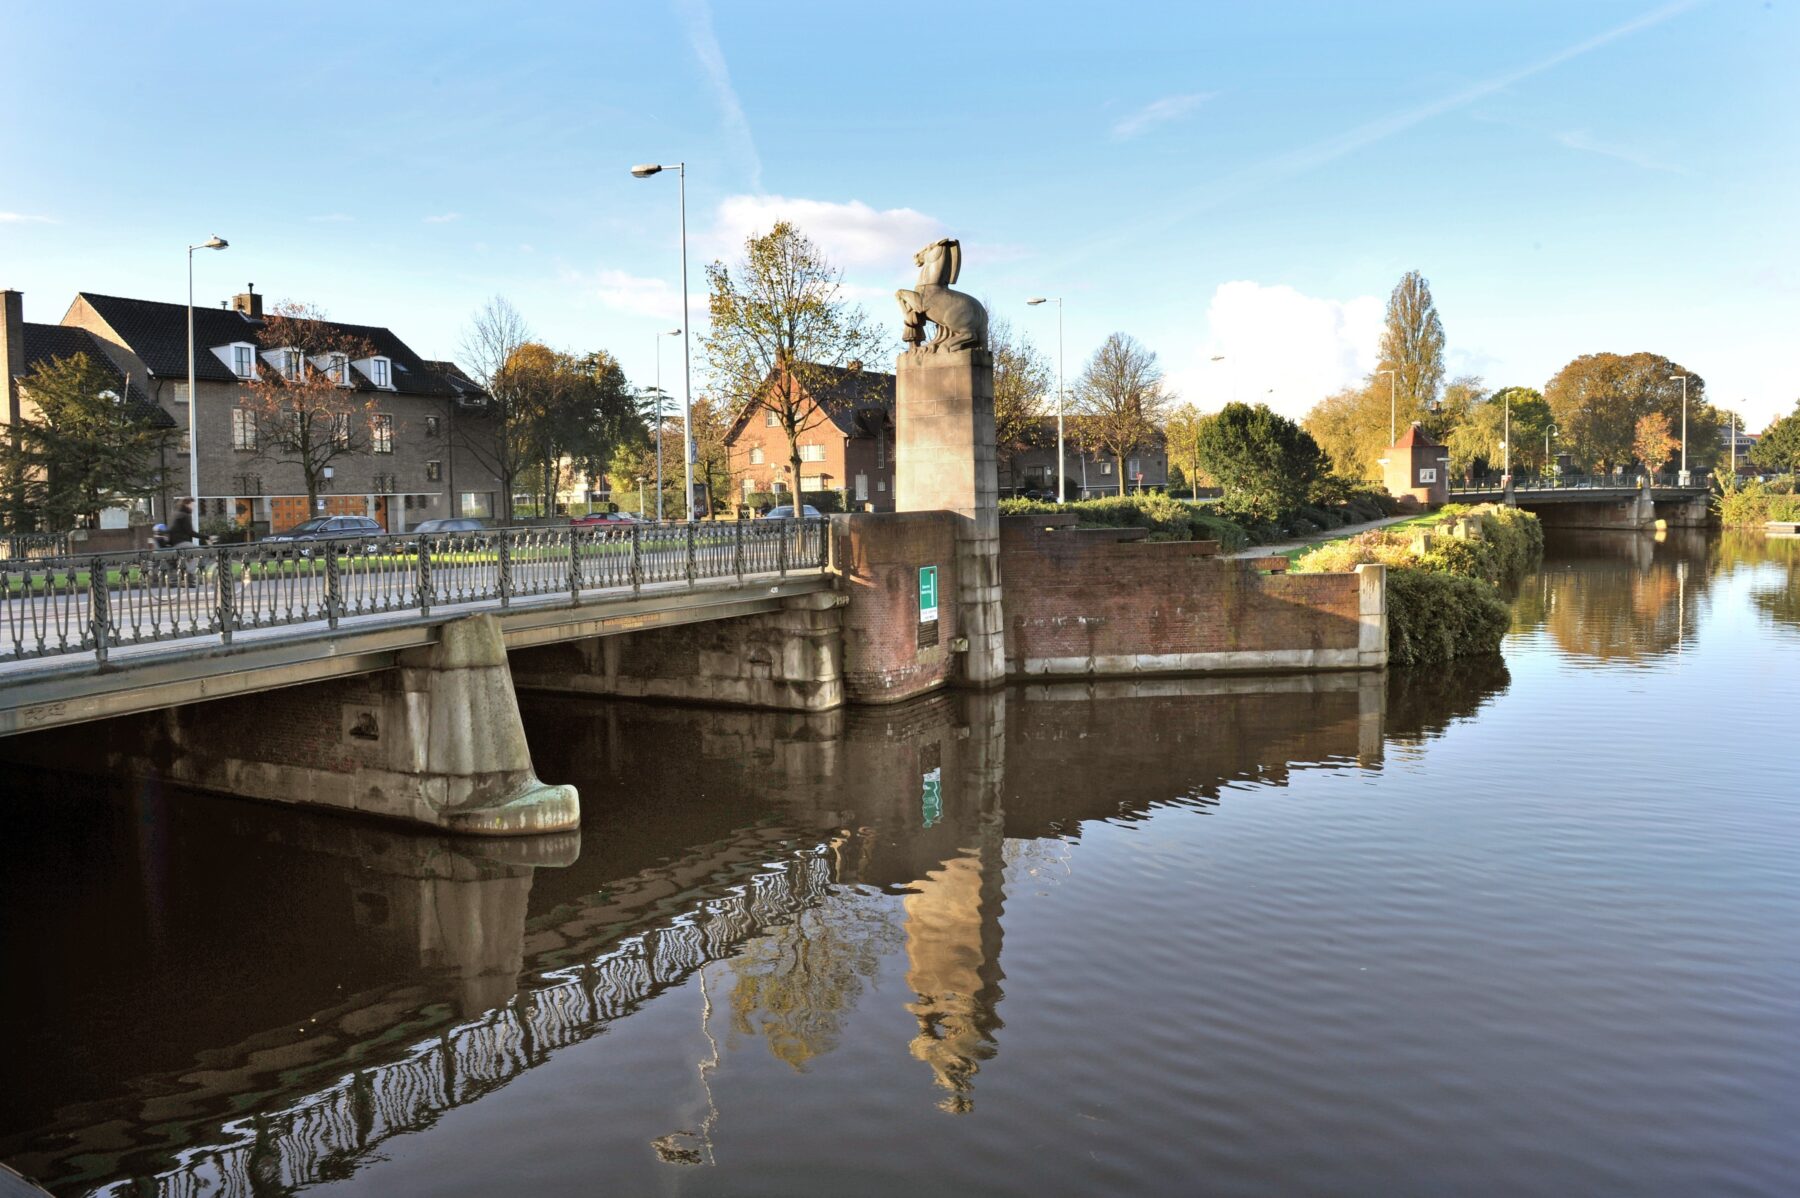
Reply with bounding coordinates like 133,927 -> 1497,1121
1230,513 -> 1425,560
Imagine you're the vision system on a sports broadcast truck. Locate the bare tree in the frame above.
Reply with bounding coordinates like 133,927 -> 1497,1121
242,302 -> 379,511
1073,333 -> 1172,495
456,297 -> 532,520
702,222 -> 886,496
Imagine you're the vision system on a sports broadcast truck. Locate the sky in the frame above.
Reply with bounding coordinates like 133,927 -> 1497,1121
3,0 -> 1796,428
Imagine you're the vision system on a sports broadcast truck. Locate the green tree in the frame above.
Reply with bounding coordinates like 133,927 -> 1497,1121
1543,352 -> 1722,473
1072,332 -> 1172,496
702,222 -> 884,499
988,315 -> 1051,490
1303,384 -> 1385,482
1376,269 -> 1447,426
1163,403 -> 1213,493
1750,402 -> 1800,473
0,352 -> 173,530
1195,401 -> 1327,522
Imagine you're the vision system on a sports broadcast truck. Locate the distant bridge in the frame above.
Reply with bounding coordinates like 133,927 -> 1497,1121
1447,474 -> 1711,531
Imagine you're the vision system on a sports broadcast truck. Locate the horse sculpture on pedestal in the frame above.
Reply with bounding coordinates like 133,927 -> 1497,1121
896,238 -> 988,353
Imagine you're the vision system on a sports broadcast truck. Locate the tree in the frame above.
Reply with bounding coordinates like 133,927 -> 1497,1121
987,316 -> 1051,489
1543,352 -> 1722,472
702,222 -> 885,499
1195,401 -> 1327,523
1072,333 -> 1171,495
1377,270 -> 1446,422
1749,402 -> 1800,473
1633,412 -> 1679,476
241,302 -> 380,512
502,344 -> 639,516
1303,384 -> 1384,482
456,297 -> 533,521
1442,385 -> 1552,478
0,352 -> 172,530
1163,403 -> 1214,493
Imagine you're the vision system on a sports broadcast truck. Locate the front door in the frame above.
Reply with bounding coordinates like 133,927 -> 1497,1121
373,495 -> 389,531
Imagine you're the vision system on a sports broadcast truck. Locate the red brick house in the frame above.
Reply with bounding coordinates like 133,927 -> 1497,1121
725,362 -> 896,512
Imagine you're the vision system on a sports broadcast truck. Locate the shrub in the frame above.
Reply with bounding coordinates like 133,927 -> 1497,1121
1769,493 -> 1800,523
1386,568 -> 1511,666
998,493 -> 1256,552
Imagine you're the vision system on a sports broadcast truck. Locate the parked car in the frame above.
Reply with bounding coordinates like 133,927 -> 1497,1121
263,515 -> 387,555
570,512 -> 639,525
412,518 -> 488,535
763,504 -> 824,519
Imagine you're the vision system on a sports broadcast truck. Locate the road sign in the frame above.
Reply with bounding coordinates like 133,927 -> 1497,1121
919,565 -> 939,623
921,766 -> 942,827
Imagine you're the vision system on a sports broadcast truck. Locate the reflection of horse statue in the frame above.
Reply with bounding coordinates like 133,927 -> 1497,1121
896,238 -> 988,353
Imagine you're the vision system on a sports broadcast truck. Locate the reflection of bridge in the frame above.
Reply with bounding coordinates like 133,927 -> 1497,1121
1447,475 -> 1710,531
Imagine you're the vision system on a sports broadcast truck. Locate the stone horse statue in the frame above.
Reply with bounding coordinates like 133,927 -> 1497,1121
896,238 -> 988,353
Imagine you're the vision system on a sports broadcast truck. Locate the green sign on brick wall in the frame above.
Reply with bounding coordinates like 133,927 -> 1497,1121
919,565 -> 939,623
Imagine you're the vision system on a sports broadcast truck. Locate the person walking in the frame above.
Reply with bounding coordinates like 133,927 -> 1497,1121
168,499 -> 198,548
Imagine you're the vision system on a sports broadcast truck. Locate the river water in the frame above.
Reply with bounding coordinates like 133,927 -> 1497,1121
3,531 -> 1796,1197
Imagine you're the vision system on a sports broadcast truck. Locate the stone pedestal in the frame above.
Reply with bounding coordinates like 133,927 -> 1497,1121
895,349 -> 1005,687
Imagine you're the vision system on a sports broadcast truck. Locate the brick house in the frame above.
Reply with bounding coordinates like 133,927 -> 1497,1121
1005,419 -> 1169,497
725,362 -> 896,512
1380,422 -> 1450,507
11,284 -> 504,533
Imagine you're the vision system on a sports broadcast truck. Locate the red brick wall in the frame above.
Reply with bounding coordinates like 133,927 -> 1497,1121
834,511 -> 960,702
999,516 -> 1364,674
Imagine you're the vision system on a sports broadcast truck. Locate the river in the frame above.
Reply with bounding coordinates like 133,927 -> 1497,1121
2,530 -> 1795,1197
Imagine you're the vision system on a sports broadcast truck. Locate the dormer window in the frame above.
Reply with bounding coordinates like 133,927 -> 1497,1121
282,349 -> 302,381
233,344 -> 255,378
330,353 -> 350,385
370,357 -> 391,388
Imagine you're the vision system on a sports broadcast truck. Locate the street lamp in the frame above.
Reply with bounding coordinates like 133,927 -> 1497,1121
1377,368 -> 1397,443
1025,297 -> 1065,503
1546,424 -> 1557,476
1669,374 -> 1689,482
653,327 -> 681,521
632,162 -> 696,518
186,235 -> 229,508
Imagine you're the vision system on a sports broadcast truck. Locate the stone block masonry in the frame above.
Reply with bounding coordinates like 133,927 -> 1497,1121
999,517 -> 1386,677
834,511 -> 962,704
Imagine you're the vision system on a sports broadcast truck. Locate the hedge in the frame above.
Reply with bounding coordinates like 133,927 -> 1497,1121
1384,568 -> 1513,666
997,490 -> 1398,554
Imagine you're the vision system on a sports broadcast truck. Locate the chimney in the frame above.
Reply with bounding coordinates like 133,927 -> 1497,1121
230,283 -> 262,318
1,290 -> 23,425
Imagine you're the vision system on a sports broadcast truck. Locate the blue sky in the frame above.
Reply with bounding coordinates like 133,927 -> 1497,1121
3,0 -> 1795,427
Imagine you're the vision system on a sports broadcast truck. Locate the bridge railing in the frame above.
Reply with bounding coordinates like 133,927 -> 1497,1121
0,517 -> 831,666
1448,472 -> 1704,494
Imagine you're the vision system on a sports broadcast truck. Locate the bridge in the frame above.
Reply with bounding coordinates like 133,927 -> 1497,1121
1448,473 -> 1711,530
0,519 -> 833,834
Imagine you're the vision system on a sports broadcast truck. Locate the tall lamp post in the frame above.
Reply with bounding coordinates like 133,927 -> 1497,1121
631,162 -> 696,518
1546,424 -> 1557,476
1669,374 -> 1689,482
653,326 -> 681,521
186,235 -> 229,507
1024,297 -> 1065,502
1377,368 -> 1397,443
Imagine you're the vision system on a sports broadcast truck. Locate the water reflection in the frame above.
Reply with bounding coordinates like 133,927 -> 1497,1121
1511,530 -> 1712,663
3,666 -> 1515,1196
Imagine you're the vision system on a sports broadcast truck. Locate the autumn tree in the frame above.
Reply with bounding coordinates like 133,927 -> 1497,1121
1072,333 -> 1171,495
456,297 -> 533,521
1163,403 -> 1214,494
1632,412 -> 1679,476
1195,401 -> 1327,523
1303,385 -> 1382,482
242,302 -> 379,511
504,344 -> 640,516
987,316 -> 1051,491
0,352 -> 173,530
1543,352 -> 1721,472
702,222 -> 885,501
1377,269 -> 1446,423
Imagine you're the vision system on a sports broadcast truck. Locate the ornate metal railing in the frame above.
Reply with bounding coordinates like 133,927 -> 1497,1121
3,532 -> 70,560
1448,472 -> 1707,494
0,518 -> 830,666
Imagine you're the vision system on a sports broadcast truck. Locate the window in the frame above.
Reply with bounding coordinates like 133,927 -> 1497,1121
1100,459 -> 1112,474
426,415 -> 441,437
799,443 -> 826,462
282,349 -> 301,380
877,479 -> 887,492
460,491 -> 494,518
426,460 -> 442,482
232,408 -> 256,452
750,446 -> 765,465
331,412 -> 352,448
1128,457 -> 1141,478
801,475 -> 827,491
876,436 -> 886,469
372,414 -> 393,454
233,345 -> 255,378
1418,467 -> 1437,484
855,473 -> 869,501
330,353 -> 350,385
370,357 -> 391,388
764,411 -> 779,427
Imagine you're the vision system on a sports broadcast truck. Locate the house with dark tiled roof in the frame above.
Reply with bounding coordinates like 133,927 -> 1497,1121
2,283 -> 504,532
724,361 -> 896,511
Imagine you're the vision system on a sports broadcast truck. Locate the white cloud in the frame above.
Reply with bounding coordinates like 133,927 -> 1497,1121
0,212 -> 53,224
424,212 -> 461,224
710,194 -> 944,276
1112,92 -> 1216,140
676,0 -> 763,191
1172,281 -> 1383,420
589,268 -> 687,321
1555,129 -> 1687,174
